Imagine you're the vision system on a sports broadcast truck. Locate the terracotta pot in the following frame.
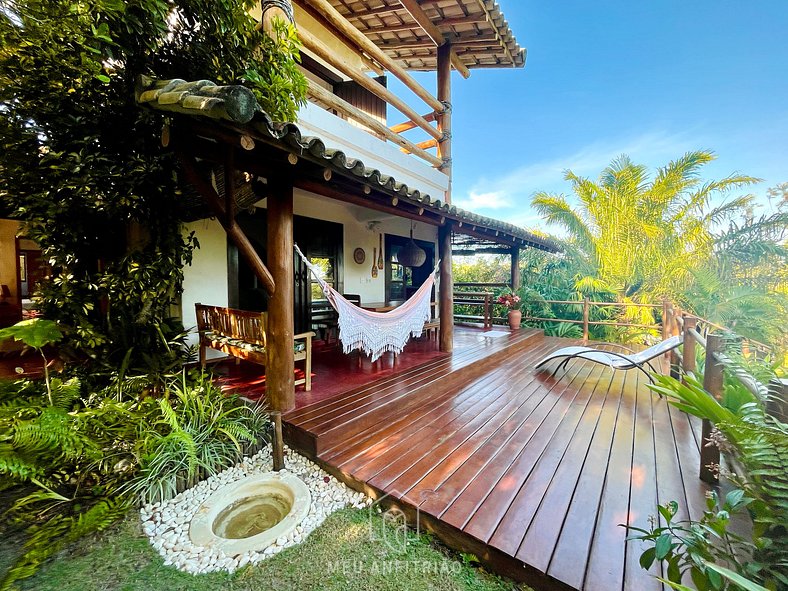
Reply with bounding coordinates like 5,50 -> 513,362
508,309 -> 522,330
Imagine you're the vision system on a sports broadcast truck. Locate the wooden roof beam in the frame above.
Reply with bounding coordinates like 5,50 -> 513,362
298,27 -> 442,141
346,4 -> 403,19
306,79 -> 443,167
390,112 -> 436,133
397,0 -> 470,78
299,0 -> 444,112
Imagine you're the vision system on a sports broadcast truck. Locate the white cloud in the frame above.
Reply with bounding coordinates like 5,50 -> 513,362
455,129 -> 700,230
454,190 -> 512,210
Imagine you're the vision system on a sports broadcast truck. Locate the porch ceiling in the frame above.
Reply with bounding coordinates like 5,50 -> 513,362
137,77 -> 558,253
328,0 -> 526,71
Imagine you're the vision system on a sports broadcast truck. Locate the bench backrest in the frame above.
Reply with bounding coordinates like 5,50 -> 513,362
195,303 -> 267,348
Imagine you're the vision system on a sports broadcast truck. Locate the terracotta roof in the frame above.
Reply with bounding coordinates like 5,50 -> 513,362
333,0 -> 526,70
137,77 -> 557,253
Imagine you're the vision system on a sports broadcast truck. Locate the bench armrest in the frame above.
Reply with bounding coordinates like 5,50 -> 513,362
294,331 -> 316,341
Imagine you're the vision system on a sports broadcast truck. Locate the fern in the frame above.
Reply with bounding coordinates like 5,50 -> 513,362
1,496 -> 131,591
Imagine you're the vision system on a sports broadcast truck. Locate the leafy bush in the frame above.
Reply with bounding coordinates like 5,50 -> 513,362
0,320 -> 269,587
628,490 -> 760,590
127,370 -> 268,504
633,366 -> 788,589
0,0 -> 306,380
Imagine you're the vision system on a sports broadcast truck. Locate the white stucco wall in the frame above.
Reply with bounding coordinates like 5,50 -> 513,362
181,218 -> 228,356
179,191 -> 438,343
293,190 -> 438,303
297,103 -> 449,201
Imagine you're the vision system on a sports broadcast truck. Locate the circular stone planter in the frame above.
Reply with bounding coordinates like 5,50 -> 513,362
140,446 -> 371,574
189,473 -> 311,557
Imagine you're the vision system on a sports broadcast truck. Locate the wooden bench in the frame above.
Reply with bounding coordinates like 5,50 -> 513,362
453,291 -> 493,328
195,303 -> 315,391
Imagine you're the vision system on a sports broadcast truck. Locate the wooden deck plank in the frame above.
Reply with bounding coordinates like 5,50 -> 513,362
522,369 -> 627,581
488,362 -> 612,557
419,357 -> 591,519
623,372 -> 663,590
437,362 -> 599,534
564,369 -> 637,591
282,332 -> 721,591
364,342 -> 556,493
461,362 -> 608,545
294,332 -> 542,439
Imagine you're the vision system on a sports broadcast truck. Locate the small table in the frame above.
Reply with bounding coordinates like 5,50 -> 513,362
361,300 -> 404,312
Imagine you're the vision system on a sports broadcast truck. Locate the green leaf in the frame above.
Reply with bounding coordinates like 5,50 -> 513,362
704,563 -> 770,591
655,533 -> 673,560
95,74 -> 110,83
667,556 -> 682,583
639,547 -> 656,570
0,320 -> 63,349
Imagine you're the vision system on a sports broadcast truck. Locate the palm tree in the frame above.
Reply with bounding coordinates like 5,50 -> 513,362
531,151 -> 758,310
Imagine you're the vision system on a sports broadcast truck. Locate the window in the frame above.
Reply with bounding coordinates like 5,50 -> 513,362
388,248 -> 413,300
309,256 -> 334,301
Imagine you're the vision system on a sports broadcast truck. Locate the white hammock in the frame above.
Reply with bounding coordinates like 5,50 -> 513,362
295,244 -> 439,361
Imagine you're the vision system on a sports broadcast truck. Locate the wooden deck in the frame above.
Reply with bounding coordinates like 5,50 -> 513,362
283,330 -> 715,591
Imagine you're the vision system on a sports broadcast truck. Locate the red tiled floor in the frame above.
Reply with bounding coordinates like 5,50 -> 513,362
213,327 -> 509,408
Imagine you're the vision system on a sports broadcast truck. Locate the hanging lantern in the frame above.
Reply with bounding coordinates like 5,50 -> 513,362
396,223 -> 427,268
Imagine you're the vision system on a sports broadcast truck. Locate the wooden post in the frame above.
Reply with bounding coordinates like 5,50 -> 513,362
271,411 -> 285,471
267,179 -> 295,470
510,247 -> 520,290
438,223 -> 454,352
582,297 -> 590,342
662,299 -> 670,341
437,42 -> 452,203
670,304 -> 681,379
224,150 -> 235,227
700,333 -> 724,484
682,315 -> 697,381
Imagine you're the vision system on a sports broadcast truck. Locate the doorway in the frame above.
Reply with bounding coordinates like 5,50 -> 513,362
229,211 -> 343,334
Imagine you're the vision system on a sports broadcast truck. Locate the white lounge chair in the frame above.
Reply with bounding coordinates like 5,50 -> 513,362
535,335 -> 683,382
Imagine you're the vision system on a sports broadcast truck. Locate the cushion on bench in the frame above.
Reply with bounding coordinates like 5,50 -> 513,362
205,331 -> 306,354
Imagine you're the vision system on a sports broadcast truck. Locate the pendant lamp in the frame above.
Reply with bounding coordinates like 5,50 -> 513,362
396,223 -> 427,268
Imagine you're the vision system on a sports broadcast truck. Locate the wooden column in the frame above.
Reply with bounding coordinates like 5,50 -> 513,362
438,223 -> 454,352
682,314 -> 697,381
266,178 -> 296,471
437,42 -> 452,204
700,333 -> 724,484
582,297 -> 590,342
510,247 -> 520,290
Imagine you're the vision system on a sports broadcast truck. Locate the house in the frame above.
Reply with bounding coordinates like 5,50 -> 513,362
137,0 -> 557,417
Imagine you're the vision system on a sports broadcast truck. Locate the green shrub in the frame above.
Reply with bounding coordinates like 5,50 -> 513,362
631,365 -> 788,590
127,370 -> 269,504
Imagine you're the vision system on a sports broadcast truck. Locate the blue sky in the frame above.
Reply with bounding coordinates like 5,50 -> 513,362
395,1 -> 787,232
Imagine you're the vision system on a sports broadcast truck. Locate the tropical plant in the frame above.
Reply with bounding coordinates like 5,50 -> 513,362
0,319 -> 63,403
643,367 -> 788,589
0,0 -> 306,381
127,370 -> 269,504
0,376 -> 140,590
531,151 -> 758,311
541,321 -> 583,339
627,490 -> 760,591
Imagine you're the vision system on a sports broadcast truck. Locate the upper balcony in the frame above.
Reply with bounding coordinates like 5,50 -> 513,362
255,0 -> 526,201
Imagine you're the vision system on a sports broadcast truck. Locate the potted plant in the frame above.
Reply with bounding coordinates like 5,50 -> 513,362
497,289 -> 523,329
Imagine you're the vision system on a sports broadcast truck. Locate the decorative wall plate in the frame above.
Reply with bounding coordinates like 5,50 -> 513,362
353,247 -> 365,265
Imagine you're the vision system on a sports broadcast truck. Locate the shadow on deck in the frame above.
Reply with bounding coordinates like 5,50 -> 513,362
283,329 -> 716,591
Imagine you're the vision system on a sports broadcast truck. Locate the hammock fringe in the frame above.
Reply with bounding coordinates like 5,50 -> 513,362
294,243 -> 439,361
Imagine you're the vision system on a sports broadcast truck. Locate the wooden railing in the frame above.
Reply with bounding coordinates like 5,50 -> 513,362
524,298 -> 663,340
294,0 -> 453,171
